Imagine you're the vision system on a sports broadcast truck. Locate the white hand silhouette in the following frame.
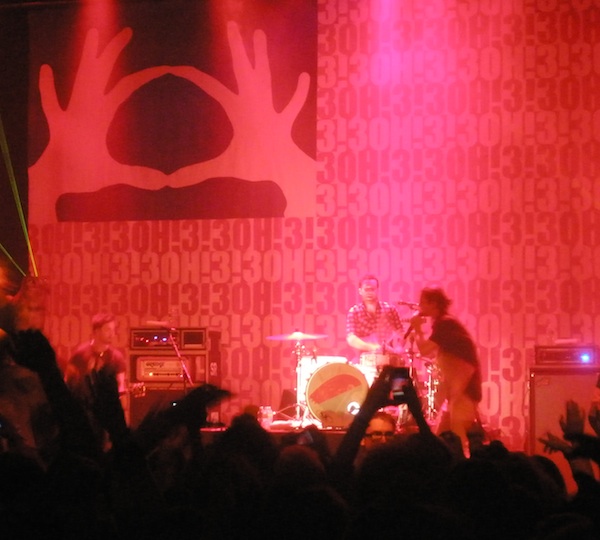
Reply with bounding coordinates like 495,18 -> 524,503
29,27 -> 172,224
29,22 -> 315,224
167,22 -> 315,217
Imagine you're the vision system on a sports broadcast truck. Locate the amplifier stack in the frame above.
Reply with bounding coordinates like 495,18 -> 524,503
529,342 -> 599,494
128,327 -> 222,427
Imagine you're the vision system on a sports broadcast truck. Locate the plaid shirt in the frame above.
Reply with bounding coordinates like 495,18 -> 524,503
346,301 -> 403,346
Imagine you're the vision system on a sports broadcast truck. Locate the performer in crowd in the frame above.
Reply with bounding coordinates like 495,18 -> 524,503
362,410 -> 397,449
64,312 -> 128,451
346,274 -> 405,363
0,259 -> 53,459
409,287 -> 482,448
353,410 -> 397,468
0,255 -> 49,335
0,256 -> 18,335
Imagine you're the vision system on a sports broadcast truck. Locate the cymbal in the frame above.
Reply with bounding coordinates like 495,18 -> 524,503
267,330 -> 328,341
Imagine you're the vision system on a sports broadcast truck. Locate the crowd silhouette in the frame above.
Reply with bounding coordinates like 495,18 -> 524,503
1,327 -> 600,539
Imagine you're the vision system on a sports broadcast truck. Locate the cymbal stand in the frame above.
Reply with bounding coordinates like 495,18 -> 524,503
404,333 -> 419,382
404,334 -> 438,422
167,328 -> 193,394
422,361 -> 439,422
274,340 -> 312,427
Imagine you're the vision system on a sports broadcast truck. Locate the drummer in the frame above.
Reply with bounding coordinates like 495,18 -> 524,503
346,274 -> 405,366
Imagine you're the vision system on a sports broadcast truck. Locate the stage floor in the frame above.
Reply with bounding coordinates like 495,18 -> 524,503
199,415 -> 426,453
200,424 -> 350,452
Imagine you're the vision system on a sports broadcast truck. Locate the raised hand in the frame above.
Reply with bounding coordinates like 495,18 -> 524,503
588,402 -> 600,437
29,27 -> 174,223
11,329 -> 60,376
409,314 -> 425,333
359,364 -> 395,416
559,399 -> 586,438
168,22 -> 315,217
538,431 -> 572,456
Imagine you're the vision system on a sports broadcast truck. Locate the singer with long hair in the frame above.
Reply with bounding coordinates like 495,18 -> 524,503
409,287 -> 482,449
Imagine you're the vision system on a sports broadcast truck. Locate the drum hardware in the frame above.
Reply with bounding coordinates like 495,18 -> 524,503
422,361 -> 440,422
266,330 -> 327,427
394,332 -> 440,427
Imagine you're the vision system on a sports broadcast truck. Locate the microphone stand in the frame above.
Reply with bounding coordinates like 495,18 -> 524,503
403,318 -> 438,423
402,312 -> 421,409
167,327 -> 193,395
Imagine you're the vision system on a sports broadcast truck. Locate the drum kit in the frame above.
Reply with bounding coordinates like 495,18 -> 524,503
266,328 -> 441,429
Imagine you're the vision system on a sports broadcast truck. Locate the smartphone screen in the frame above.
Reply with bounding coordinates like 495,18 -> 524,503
390,367 -> 410,404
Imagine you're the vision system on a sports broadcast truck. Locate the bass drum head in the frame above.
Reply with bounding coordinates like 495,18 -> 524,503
306,363 -> 369,429
297,356 -> 349,403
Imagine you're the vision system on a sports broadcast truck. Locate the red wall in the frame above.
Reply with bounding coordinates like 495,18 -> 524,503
17,0 -> 600,451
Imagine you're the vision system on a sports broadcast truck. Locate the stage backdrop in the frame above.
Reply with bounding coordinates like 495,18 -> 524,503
14,0 -> 600,451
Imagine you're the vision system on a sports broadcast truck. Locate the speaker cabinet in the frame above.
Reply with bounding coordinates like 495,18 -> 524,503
529,365 -> 600,493
129,385 -> 186,428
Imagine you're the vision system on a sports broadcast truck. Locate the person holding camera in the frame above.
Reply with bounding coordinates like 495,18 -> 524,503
409,287 -> 482,450
330,364 -> 431,493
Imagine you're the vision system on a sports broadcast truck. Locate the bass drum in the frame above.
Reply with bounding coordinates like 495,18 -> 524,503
297,356 -> 347,403
306,363 -> 369,429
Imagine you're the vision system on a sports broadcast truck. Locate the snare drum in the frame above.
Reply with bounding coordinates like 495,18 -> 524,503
306,363 -> 369,428
359,352 -> 389,369
359,352 -> 407,369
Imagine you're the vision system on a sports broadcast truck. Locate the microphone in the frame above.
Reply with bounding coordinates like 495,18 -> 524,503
145,320 -> 177,331
397,300 -> 420,310
403,312 -> 423,340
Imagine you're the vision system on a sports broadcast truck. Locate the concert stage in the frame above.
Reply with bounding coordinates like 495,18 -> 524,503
200,424 -> 351,453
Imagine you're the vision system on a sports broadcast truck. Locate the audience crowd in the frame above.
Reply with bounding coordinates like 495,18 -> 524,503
1,328 -> 600,539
